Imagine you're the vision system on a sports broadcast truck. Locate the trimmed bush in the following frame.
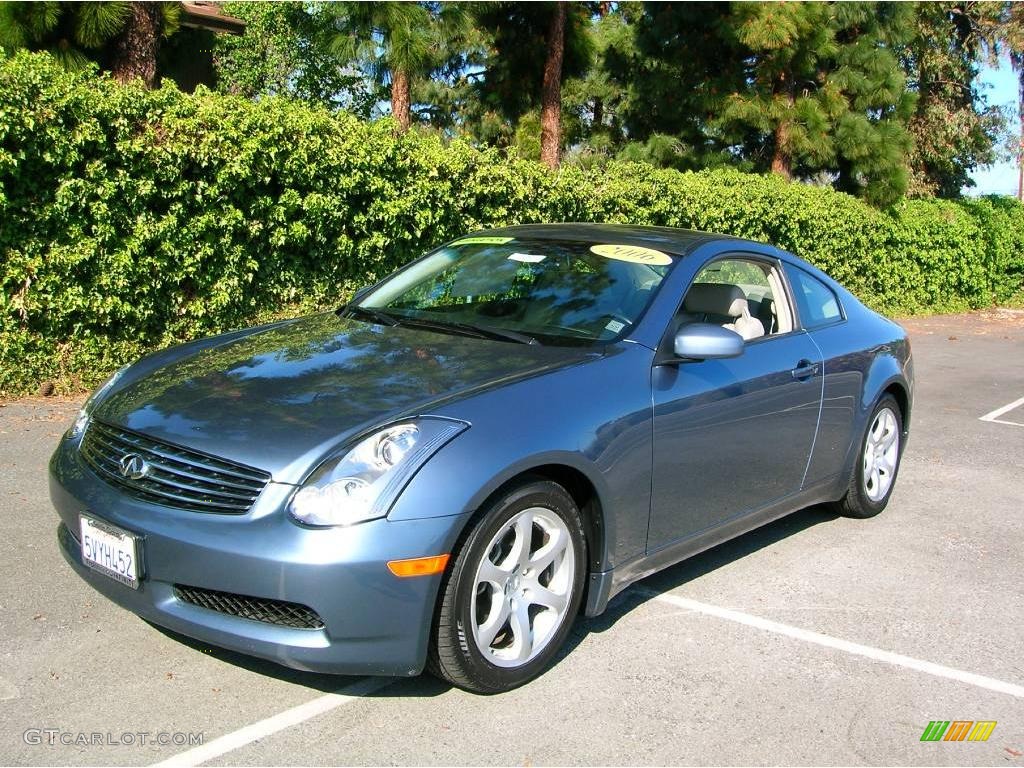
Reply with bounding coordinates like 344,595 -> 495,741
2,52 -> 1022,397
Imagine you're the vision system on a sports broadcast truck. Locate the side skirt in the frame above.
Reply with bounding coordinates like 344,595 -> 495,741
583,475 -> 842,617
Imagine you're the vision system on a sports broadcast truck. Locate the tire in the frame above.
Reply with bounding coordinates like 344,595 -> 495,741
428,478 -> 587,694
832,394 -> 904,519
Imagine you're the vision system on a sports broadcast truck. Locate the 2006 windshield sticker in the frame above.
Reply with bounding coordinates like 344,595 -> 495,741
590,243 -> 672,266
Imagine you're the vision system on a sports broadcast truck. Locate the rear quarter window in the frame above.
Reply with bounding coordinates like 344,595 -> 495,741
786,266 -> 844,329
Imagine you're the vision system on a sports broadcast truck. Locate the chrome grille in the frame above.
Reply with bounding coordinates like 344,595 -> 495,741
80,420 -> 269,514
173,584 -> 325,629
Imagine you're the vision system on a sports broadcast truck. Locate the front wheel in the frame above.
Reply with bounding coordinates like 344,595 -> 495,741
428,479 -> 586,693
832,394 -> 904,519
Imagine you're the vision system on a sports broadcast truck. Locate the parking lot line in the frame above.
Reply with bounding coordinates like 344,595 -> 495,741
642,589 -> 1024,699
150,677 -> 392,768
979,394 -> 1024,427
152,587 -> 1024,767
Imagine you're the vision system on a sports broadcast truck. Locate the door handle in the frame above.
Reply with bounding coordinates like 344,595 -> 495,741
791,360 -> 820,379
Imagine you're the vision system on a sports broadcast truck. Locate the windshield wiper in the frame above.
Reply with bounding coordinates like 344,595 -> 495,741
340,305 -> 539,345
397,317 -> 540,346
338,304 -> 400,326
451,322 -> 540,346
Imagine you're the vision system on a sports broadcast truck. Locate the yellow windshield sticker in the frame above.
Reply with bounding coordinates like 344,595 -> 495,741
590,243 -> 672,266
451,236 -> 515,246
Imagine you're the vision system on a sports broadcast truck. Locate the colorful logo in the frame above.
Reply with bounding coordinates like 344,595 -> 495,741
920,721 -> 997,742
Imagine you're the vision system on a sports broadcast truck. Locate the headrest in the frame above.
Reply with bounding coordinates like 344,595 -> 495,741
684,283 -> 747,318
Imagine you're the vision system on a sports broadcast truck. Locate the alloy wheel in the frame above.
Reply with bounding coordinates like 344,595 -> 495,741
470,506 -> 575,668
862,406 -> 899,502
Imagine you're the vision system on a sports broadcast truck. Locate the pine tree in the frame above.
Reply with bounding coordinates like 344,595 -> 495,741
713,1 -> 915,205
110,2 -> 173,87
0,1 -> 129,71
1004,2 -> 1024,199
407,19 -> 490,137
607,2 -> 746,169
974,1 -> 1024,199
561,2 -> 645,161
897,2 -> 1005,197
328,2 -> 470,132
473,2 -> 593,166
0,1 -> 179,88
828,2 -> 917,203
539,2 -> 568,169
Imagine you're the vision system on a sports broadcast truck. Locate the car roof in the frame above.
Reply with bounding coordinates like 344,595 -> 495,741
474,223 -> 734,256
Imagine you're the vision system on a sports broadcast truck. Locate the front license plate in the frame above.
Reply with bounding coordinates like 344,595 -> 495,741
79,515 -> 141,589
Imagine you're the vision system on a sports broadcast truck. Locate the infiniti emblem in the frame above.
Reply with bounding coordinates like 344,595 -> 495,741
119,453 -> 150,481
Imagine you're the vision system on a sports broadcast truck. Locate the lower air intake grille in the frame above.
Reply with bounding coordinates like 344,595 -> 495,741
173,585 -> 325,630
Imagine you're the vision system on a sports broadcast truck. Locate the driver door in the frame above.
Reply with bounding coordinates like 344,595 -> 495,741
647,256 -> 823,551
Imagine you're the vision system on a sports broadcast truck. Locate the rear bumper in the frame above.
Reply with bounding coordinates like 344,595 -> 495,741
50,438 -> 471,676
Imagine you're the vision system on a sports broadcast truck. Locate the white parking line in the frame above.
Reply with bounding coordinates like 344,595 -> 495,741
152,590 -> 1024,766
150,676 -> 392,767
641,589 -> 1024,699
979,394 -> 1024,427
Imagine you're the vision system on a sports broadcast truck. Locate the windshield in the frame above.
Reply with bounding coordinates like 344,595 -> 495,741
356,237 -> 677,345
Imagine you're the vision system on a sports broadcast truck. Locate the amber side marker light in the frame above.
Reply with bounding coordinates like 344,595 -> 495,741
387,554 -> 450,577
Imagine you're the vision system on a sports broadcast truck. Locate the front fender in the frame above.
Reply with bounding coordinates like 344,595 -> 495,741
391,441 -> 614,553
386,344 -> 656,574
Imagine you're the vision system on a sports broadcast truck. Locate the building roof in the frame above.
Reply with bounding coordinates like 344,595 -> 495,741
180,1 -> 245,35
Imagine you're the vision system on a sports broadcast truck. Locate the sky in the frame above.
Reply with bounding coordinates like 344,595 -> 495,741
967,55 -> 1021,198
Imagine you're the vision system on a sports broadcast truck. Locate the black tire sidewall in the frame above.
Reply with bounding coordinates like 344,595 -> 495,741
446,480 -> 586,693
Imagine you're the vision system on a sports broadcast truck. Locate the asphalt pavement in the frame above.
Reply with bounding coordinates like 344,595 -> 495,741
1,309 -> 1021,766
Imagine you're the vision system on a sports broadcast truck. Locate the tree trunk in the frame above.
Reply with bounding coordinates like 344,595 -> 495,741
592,0 -> 608,132
110,2 -> 162,88
540,2 -> 567,170
1018,71 -> 1023,201
771,75 -> 794,180
1018,106 -> 1023,201
836,155 -> 857,195
391,68 -> 412,132
770,122 -> 792,179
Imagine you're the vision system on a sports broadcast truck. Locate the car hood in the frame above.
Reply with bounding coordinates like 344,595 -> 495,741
93,313 -> 596,483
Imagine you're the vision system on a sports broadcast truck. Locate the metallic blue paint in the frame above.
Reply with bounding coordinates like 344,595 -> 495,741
672,323 -> 745,359
50,225 -> 913,676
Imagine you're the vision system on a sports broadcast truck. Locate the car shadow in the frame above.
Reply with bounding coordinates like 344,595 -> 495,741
549,504 -> 838,671
147,621 -> 457,697
149,504 -> 837,697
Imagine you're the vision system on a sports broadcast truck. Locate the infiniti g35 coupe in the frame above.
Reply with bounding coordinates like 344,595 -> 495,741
51,224 -> 913,693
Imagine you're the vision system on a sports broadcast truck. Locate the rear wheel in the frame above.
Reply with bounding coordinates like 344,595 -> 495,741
428,479 -> 586,693
833,394 -> 904,519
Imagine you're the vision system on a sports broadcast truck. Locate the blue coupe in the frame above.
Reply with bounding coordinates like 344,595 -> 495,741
51,224 -> 913,693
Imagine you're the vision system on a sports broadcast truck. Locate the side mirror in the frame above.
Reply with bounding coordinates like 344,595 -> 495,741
672,323 -> 744,361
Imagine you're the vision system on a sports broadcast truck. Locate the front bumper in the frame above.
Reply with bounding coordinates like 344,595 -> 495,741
50,439 -> 471,676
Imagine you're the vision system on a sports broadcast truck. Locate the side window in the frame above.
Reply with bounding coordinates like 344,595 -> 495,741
680,257 -> 794,340
786,267 -> 843,329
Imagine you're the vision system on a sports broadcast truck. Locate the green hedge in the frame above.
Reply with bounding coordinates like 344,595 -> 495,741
2,52 -> 1022,397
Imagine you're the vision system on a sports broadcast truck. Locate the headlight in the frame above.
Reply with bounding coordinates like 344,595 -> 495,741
66,364 -> 130,439
288,417 -> 468,527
